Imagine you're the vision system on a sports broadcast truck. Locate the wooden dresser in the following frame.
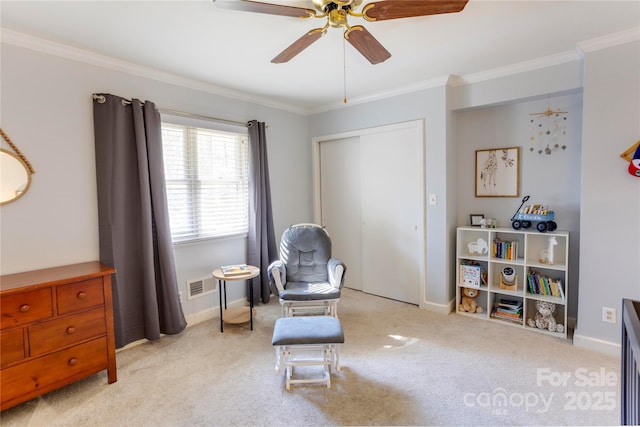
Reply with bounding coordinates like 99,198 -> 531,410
0,261 -> 117,410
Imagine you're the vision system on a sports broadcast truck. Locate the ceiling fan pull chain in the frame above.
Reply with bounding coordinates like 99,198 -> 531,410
343,32 -> 348,104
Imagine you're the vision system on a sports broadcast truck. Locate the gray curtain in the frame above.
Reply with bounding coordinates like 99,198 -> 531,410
247,120 -> 277,304
92,93 -> 187,348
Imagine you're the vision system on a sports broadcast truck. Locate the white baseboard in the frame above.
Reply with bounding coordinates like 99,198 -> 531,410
572,333 -> 620,357
420,299 -> 454,315
185,307 -> 217,326
116,297 -> 247,353
185,297 -> 247,326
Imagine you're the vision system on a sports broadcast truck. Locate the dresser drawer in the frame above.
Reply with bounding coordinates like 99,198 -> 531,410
0,288 -> 53,329
1,329 -> 25,367
29,308 -> 106,357
1,337 -> 108,405
57,278 -> 104,315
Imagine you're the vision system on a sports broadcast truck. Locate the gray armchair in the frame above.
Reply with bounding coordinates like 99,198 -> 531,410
268,224 -> 346,317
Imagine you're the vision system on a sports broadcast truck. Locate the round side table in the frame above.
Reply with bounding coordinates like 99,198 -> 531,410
212,266 -> 260,332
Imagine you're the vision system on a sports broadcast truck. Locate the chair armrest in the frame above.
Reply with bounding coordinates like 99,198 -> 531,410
327,258 -> 346,289
268,260 -> 286,294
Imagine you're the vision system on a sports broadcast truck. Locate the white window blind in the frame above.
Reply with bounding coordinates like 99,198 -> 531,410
161,123 -> 249,243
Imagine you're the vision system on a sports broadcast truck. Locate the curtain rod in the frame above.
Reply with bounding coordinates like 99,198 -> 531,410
92,94 -> 249,127
159,108 -> 248,127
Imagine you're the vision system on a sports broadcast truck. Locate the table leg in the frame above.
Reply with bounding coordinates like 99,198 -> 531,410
224,281 -> 228,309
218,279 -> 223,332
249,277 -> 254,331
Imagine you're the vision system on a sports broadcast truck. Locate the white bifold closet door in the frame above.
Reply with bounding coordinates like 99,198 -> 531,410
319,122 -> 423,305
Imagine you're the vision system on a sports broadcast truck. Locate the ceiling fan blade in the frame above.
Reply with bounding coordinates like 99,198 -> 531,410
344,25 -> 391,65
271,28 -> 327,63
215,0 -> 315,18
362,0 -> 469,21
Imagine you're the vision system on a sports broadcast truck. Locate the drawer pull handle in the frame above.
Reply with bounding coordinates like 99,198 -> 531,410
66,326 -> 76,334
19,304 -> 30,312
77,292 -> 87,300
68,357 -> 78,366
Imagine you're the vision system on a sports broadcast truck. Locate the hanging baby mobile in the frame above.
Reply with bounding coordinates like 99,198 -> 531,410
528,101 -> 568,155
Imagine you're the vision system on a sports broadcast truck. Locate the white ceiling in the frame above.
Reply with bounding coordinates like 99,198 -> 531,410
1,1 -> 639,113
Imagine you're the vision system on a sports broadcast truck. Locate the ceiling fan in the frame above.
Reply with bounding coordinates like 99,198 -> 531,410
215,0 -> 469,65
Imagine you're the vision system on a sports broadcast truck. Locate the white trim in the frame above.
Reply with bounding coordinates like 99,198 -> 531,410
4,26 -> 637,115
577,27 -> 640,54
185,307 -> 218,326
572,333 -> 620,357
421,299 -> 454,315
313,119 -> 426,222
313,120 -> 426,307
1,28 -> 305,115
309,75 -> 451,115
449,50 -> 581,87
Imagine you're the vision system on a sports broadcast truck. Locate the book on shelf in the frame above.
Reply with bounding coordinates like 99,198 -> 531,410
492,238 -> 518,260
221,264 -> 251,276
497,299 -> 522,310
460,264 -> 482,288
557,279 -> 565,300
527,271 -> 565,300
459,261 -> 487,288
492,298 -> 523,322
490,309 -> 523,324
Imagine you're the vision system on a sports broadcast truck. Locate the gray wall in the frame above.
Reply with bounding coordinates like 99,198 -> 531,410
456,93 -> 583,320
2,34 -> 638,352
309,84 -> 454,311
0,43 -> 311,319
575,40 -> 640,352
310,43 -> 639,352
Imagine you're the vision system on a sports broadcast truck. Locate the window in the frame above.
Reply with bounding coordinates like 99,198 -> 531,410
161,123 -> 249,243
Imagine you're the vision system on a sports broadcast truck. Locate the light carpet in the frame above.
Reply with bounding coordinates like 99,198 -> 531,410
1,288 -> 620,426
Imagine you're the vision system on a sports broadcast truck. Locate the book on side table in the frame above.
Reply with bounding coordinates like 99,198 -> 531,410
221,264 -> 250,277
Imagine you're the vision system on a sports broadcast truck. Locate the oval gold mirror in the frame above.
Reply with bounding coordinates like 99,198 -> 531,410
1,148 -> 32,205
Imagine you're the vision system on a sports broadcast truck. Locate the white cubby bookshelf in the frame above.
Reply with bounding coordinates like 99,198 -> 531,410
456,226 -> 569,339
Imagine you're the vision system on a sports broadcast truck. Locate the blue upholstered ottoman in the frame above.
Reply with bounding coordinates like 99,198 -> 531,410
272,316 -> 344,390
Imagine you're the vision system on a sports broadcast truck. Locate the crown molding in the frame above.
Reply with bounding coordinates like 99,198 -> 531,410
450,50 -> 582,87
309,75 -> 451,115
1,28 -> 308,115
577,27 -> 640,54
3,26 -> 637,115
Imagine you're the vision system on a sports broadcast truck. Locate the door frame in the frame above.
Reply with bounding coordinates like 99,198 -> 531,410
312,119 -> 427,307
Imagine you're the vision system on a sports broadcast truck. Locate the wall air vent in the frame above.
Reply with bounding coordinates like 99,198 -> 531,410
187,276 -> 217,300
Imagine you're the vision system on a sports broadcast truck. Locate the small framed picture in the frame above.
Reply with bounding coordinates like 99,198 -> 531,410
469,214 -> 484,227
470,214 -> 485,226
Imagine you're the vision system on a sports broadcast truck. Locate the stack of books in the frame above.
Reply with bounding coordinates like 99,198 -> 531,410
221,264 -> 250,277
527,271 -> 565,299
492,238 -> 518,260
490,298 -> 523,324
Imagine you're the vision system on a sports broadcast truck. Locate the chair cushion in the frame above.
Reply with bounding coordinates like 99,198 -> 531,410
280,225 -> 331,283
272,316 -> 344,346
280,282 -> 341,301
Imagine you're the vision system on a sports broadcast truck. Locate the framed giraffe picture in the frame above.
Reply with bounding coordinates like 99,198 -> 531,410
475,146 -> 520,197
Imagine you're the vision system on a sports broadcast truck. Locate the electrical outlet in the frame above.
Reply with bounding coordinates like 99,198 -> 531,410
602,307 -> 616,323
